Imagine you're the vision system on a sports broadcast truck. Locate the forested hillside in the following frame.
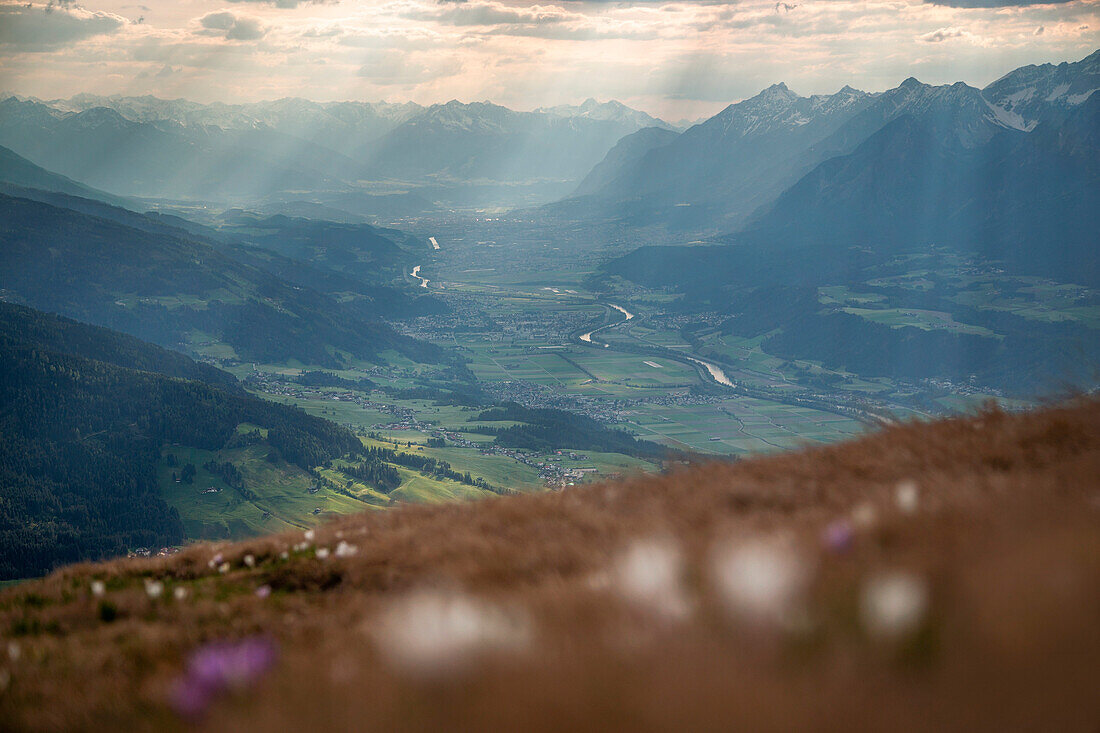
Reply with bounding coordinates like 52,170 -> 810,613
0,307 -> 364,579
476,403 -> 670,458
0,302 -> 240,392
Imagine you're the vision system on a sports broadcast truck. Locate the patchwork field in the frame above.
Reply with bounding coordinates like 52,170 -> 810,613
624,398 -> 865,454
413,446 -> 545,492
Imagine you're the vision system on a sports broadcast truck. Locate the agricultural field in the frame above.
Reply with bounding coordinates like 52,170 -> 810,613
389,466 -> 493,504
565,351 -> 698,388
850,255 -> 1100,330
623,397 -> 866,454
412,445 -> 545,492
950,278 -> 1100,328
357,435 -> 544,494
840,306 -> 998,337
696,331 -> 897,396
156,444 -> 367,541
463,345 -> 594,388
259,394 -> 394,431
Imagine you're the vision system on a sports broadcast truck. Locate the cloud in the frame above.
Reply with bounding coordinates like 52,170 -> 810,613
196,10 -> 265,41
225,0 -> 336,6
0,2 -> 124,50
402,0 -> 656,40
357,48 -> 462,85
1,0 -> 1095,119
918,26 -> 972,42
926,0 -> 1071,6
424,2 -> 574,27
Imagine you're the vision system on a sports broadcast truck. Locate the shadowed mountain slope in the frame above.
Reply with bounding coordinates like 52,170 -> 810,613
744,89 -> 1100,285
0,302 -> 241,393
0,145 -> 132,208
0,193 -> 447,367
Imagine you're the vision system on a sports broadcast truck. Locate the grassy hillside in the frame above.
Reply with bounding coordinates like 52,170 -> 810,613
1,398 -> 1097,730
155,444 -> 371,541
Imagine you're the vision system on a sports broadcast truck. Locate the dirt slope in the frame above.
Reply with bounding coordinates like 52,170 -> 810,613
2,399 -> 1099,732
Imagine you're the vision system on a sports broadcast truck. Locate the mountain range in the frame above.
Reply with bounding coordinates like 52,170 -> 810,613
552,82 -> 875,229
741,90 -> 1100,285
0,94 -> 672,208
559,49 -> 1100,233
600,50 -> 1099,395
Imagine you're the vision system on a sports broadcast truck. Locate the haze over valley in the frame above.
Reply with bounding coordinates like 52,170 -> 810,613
2,46 -> 1099,577
1,7 -> 1099,726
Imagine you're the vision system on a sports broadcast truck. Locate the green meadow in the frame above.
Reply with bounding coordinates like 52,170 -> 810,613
157,444 -> 367,541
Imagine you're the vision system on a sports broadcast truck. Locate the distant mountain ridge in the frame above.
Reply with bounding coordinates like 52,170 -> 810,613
534,98 -> 674,130
0,93 -> 672,206
37,93 -> 671,133
362,99 -> 673,183
0,97 -> 349,199
555,49 -> 1100,233
3,53 -> 1096,214
547,82 -> 876,229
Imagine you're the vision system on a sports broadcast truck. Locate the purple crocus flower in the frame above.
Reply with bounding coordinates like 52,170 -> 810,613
822,519 -> 854,553
170,637 -> 278,719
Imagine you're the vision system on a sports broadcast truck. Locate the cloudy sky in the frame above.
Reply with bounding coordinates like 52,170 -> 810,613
0,0 -> 1097,119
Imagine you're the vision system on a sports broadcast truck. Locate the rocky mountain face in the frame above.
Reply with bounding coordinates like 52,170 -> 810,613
983,49 -> 1100,129
548,83 -> 875,229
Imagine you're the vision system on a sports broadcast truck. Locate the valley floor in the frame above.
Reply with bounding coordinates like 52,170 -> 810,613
2,398 -> 1098,731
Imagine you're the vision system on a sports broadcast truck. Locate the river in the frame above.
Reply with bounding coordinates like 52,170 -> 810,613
579,303 -> 634,344
683,356 -> 735,388
410,265 -> 429,288
577,303 -> 734,387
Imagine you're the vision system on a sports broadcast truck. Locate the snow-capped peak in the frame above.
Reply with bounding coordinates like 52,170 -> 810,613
533,98 -> 670,129
983,47 -> 1100,129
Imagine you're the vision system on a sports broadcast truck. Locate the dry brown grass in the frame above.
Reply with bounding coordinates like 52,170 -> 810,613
2,399 -> 1100,732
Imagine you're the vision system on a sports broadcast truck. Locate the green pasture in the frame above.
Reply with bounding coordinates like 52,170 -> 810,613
157,444 -> 366,541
